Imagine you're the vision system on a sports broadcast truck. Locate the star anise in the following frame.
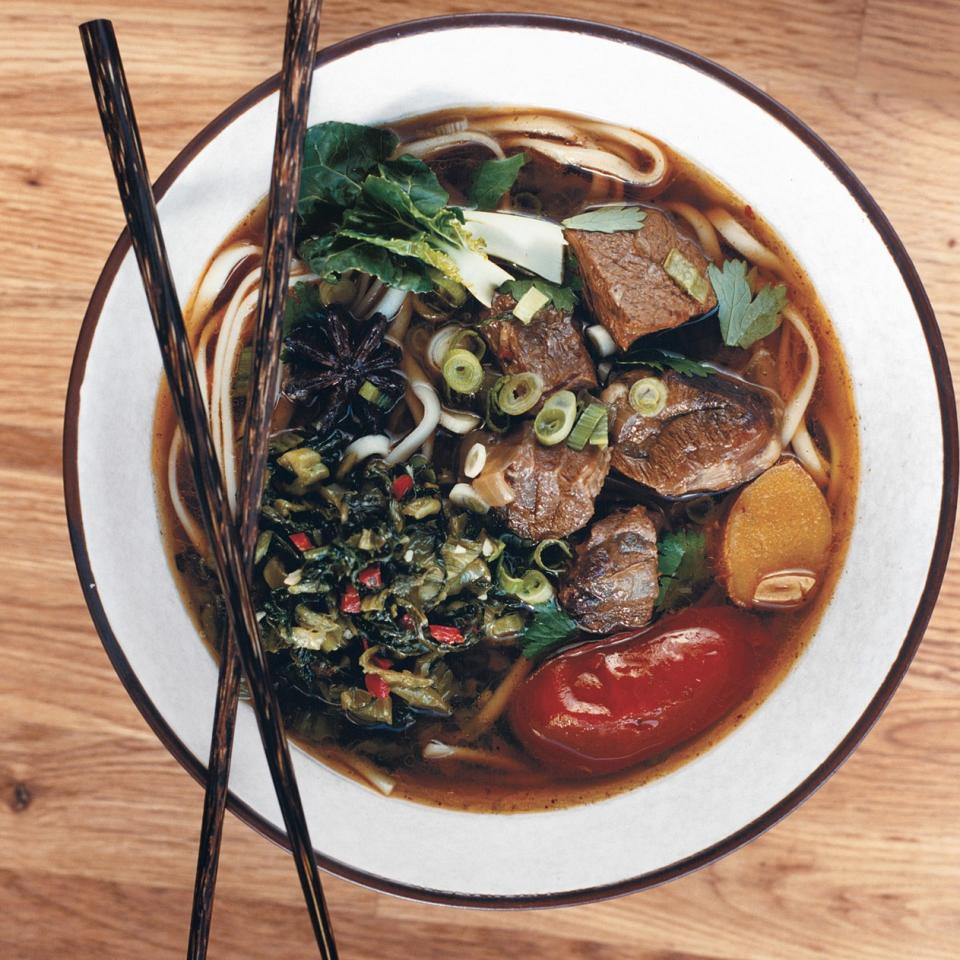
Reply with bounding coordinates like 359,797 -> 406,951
282,306 -> 404,435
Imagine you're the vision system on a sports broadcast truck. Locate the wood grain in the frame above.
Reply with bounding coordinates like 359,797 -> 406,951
1,1 -> 958,958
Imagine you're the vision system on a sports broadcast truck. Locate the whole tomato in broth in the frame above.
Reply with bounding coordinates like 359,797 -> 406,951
509,607 -> 769,776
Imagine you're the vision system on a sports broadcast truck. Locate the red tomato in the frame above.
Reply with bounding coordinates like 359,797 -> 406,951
508,607 -> 769,777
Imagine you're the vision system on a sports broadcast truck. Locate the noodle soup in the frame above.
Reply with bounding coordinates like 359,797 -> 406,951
154,107 -> 857,812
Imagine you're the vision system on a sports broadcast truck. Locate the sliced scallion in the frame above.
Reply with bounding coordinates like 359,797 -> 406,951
463,442 -> 487,478
448,482 -> 490,514
497,372 -> 543,415
588,409 -> 609,447
358,380 -> 382,405
566,402 -> 606,451
532,539 -> 573,573
663,248 -> 711,305
629,377 -> 668,417
533,390 -> 577,445
498,564 -> 555,605
442,349 -> 484,395
449,327 -> 486,360
515,570 -> 554,604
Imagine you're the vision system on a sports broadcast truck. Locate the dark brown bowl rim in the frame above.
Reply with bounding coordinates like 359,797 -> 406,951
63,12 -> 958,909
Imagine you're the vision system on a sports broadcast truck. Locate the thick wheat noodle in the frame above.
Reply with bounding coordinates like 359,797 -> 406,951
578,120 -> 669,185
469,113 -> 595,145
167,429 -> 205,552
791,421 -> 829,486
706,207 -> 785,273
342,753 -> 395,795
385,347 -> 440,465
423,742 -> 529,772
461,656 -> 534,741
188,242 -> 260,333
663,201 -> 722,261
398,130 -> 505,160
502,136 -> 664,188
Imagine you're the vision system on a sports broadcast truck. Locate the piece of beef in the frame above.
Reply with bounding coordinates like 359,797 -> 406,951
604,369 -> 782,498
566,209 -> 717,350
558,506 -> 659,633
493,422 -> 611,540
481,293 -> 596,400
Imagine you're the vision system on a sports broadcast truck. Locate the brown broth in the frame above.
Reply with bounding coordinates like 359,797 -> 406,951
152,106 -> 859,813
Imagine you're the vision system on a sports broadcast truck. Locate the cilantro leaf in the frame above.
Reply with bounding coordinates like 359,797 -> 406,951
706,259 -> 787,349
617,347 -> 712,378
467,153 -> 526,211
498,278 -> 578,314
656,528 -> 710,613
521,601 -> 578,662
562,205 -> 647,233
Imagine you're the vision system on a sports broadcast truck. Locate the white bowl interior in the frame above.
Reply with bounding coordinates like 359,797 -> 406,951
74,23 -> 944,899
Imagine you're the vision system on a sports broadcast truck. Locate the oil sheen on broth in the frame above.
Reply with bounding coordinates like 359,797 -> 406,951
152,107 -> 858,812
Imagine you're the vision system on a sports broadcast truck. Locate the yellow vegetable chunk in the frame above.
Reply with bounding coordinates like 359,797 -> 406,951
720,459 -> 833,609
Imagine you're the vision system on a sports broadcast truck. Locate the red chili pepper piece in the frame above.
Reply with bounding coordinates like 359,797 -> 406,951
364,674 -> 391,699
289,532 -> 312,552
400,613 -> 415,630
358,564 -> 382,589
340,583 -> 361,614
429,624 -> 465,645
371,655 -> 394,670
392,473 -> 414,499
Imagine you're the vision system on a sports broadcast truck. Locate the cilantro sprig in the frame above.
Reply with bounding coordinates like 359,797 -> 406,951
707,259 -> 787,349
656,528 -> 710,613
521,601 -> 578,662
467,153 -> 527,211
498,278 -> 578,313
562,205 -> 647,233
617,347 -> 712,378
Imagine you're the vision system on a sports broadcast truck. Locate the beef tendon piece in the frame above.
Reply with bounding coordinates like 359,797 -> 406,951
604,369 -> 782,498
566,209 -> 717,350
481,293 -> 597,399
494,422 -> 611,540
559,505 -> 659,633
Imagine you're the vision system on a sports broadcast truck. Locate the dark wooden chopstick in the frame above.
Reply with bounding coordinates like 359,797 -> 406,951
79,18 -> 337,959
186,1 -> 324,957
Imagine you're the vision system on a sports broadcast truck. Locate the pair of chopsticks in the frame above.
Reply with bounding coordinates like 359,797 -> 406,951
80,3 -> 333,957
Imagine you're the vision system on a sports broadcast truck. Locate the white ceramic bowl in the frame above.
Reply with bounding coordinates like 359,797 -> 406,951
65,15 -> 957,906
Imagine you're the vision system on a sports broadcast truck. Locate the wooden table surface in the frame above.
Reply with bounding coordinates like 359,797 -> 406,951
2,1 -> 958,957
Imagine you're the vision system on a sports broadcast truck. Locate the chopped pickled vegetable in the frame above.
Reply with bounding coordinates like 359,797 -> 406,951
664,247 -> 711,304
512,285 -> 551,323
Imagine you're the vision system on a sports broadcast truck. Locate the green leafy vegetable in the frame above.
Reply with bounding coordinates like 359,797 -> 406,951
707,259 -> 788,349
656,528 -> 710,613
299,121 -> 399,221
617,347 -> 712,378
467,152 -> 526,211
562,205 -> 647,233
498,278 -> 578,313
521,602 -> 578,662
297,122 -> 510,302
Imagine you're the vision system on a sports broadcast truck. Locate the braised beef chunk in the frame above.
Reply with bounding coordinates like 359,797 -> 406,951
559,506 -> 659,633
496,422 -> 611,540
481,293 -> 596,398
604,369 -> 782,498
566,210 -> 717,350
